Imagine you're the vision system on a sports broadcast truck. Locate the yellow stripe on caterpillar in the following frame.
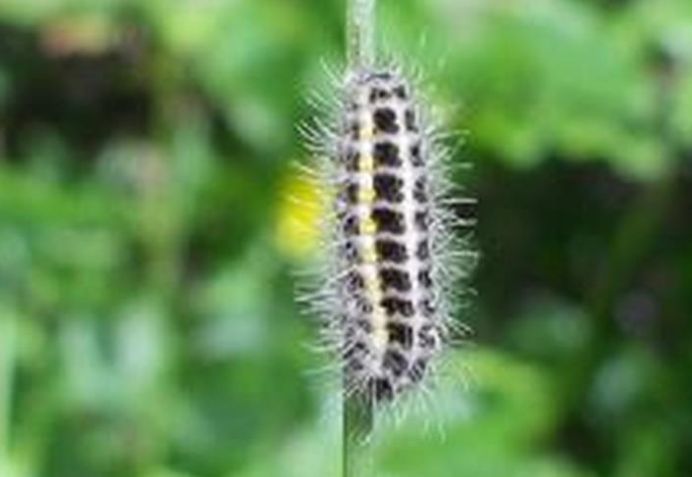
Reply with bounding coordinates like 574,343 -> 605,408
360,217 -> 376,235
362,246 -> 377,264
359,153 -> 374,173
358,186 -> 376,204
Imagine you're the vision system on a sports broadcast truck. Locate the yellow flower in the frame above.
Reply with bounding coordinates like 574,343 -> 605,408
274,167 -> 326,260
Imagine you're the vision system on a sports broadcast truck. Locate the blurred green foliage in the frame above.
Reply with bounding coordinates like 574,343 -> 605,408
0,0 -> 691,476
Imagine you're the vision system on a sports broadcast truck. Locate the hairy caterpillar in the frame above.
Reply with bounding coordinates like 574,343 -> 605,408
299,62 -> 474,409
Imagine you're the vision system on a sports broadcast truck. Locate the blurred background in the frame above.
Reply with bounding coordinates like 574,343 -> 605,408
0,0 -> 691,476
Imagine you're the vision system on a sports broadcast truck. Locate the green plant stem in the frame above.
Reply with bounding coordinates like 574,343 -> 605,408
343,389 -> 373,477
347,0 -> 376,71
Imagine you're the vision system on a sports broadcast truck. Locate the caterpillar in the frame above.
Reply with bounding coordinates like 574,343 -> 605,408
338,68 -> 442,404
300,63 -> 473,408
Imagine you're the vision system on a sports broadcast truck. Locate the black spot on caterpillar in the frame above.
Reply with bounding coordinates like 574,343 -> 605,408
345,147 -> 360,172
413,177 -> 428,202
342,214 -> 359,236
408,358 -> 428,382
405,109 -> 418,132
370,87 -> 391,103
375,239 -> 408,263
417,324 -> 439,350
373,108 -> 399,134
414,209 -> 430,232
418,268 -> 433,288
383,349 -> 408,378
387,322 -> 414,349
343,182 -> 359,205
372,207 -> 406,234
410,142 -> 424,167
372,378 -> 394,402
341,241 -> 360,263
373,141 -> 401,167
379,296 -> 415,318
378,267 -> 412,293
373,174 -> 405,203
416,239 -> 430,261
393,85 -> 408,99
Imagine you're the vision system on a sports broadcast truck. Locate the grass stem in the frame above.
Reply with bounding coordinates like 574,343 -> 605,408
343,388 -> 373,477
347,0 -> 376,71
